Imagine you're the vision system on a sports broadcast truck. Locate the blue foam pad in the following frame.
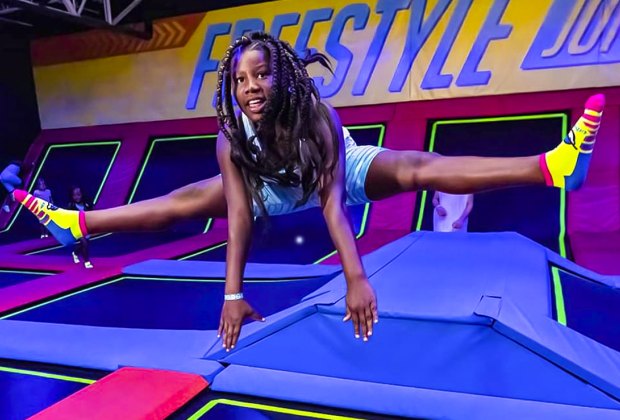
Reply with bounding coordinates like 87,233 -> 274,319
123,259 -> 341,279
301,231 -> 424,302
488,297 -> 620,399
218,312 -> 620,409
212,365 -> 620,419
0,320 -> 223,380
329,232 -> 552,320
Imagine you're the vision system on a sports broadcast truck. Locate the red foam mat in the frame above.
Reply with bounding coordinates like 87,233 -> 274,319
30,367 -> 208,419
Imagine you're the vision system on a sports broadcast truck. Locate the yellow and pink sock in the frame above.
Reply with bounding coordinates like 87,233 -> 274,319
540,94 -> 604,191
13,190 -> 87,246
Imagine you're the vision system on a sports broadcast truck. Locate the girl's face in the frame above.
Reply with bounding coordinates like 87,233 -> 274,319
72,188 -> 82,202
233,47 -> 273,123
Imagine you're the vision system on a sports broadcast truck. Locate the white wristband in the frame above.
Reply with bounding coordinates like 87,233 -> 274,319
224,292 -> 244,301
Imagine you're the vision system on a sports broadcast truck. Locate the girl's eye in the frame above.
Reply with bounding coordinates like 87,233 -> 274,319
235,77 -> 244,83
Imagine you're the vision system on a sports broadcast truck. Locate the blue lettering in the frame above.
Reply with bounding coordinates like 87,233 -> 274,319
523,0 -> 620,70
316,4 -> 370,98
270,13 -> 301,38
456,0 -> 511,86
186,23 -> 231,110
389,0 -> 451,93
421,0 -> 473,89
232,18 -> 265,39
294,8 -> 334,56
352,0 -> 409,96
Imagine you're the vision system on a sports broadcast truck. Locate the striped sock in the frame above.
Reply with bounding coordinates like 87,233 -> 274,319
540,94 -> 604,191
13,189 -> 87,246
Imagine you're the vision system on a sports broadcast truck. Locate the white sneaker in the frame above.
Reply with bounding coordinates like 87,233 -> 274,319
84,261 -> 93,269
72,252 -> 80,264
40,234 -> 46,239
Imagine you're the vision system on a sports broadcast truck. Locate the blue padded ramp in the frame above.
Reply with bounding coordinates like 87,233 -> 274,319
301,232 -> 424,302
0,320 -> 223,380
206,232 -> 620,415
213,366 -> 620,420
217,311 -> 620,410
123,259 -> 341,279
209,232 -> 553,356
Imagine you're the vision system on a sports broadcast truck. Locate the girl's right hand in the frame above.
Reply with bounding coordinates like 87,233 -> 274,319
435,205 -> 447,217
218,299 -> 264,351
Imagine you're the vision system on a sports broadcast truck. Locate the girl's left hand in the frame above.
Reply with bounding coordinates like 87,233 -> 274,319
343,278 -> 378,341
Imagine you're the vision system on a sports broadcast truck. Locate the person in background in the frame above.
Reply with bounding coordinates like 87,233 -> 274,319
67,186 -> 94,269
33,178 -> 53,238
433,192 -> 474,232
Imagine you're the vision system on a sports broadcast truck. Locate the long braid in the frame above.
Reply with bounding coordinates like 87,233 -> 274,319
215,32 -> 337,215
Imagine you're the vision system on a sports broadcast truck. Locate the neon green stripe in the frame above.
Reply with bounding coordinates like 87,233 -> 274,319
126,135 -> 217,237
347,124 -> 384,132
0,277 -> 124,319
430,113 -> 568,126
551,266 -> 567,325
42,141 -> 121,148
357,204 -> 371,238
414,190 -> 429,231
0,269 -> 53,276
203,218 -> 213,234
557,114 -> 568,258
0,274 -> 316,318
0,366 -> 95,384
179,241 -> 227,260
127,140 -> 157,204
313,250 -> 337,264
127,134 -> 217,203
189,398 -> 362,420
93,142 -> 122,204
155,135 -> 218,142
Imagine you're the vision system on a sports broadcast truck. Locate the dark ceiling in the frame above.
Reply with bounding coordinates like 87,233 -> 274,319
0,0 -> 272,39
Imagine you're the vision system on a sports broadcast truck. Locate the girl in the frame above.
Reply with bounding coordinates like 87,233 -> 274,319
67,186 -> 94,269
12,32 -> 604,351
433,192 -> 474,232
32,178 -> 53,238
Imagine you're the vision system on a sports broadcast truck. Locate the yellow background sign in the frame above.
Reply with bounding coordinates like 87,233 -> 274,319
33,0 -> 620,128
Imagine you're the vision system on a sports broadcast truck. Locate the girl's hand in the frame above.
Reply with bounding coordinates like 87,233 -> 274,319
218,299 -> 264,351
343,278 -> 378,341
435,205 -> 447,217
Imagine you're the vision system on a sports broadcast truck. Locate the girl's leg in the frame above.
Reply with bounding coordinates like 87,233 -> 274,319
365,94 -> 604,200
86,176 -> 226,233
80,238 -> 89,261
80,238 -> 93,268
14,175 -> 226,245
72,242 -> 81,263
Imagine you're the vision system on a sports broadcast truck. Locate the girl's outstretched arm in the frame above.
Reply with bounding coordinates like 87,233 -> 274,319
216,132 -> 264,352
319,105 -> 378,341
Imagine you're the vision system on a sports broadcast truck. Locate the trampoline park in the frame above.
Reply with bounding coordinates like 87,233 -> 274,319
0,1 -> 619,419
